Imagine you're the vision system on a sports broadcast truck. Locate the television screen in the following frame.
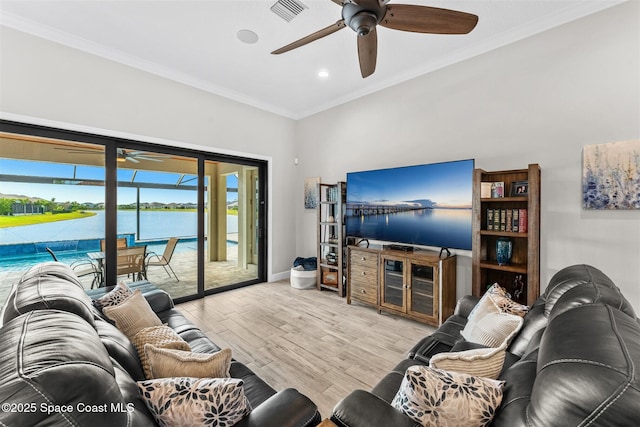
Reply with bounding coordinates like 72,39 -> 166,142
346,159 -> 474,250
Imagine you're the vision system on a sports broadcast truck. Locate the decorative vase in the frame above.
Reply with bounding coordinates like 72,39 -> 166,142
496,237 -> 513,266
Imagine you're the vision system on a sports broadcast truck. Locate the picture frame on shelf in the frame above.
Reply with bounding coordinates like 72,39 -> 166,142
510,180 -> 529,196
490,182 -> 504,198
480,182 -> 493,198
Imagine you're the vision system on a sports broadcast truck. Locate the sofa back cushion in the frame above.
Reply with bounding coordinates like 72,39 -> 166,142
2,262 -> 95,326
0,310 -> 129,427
542,264 -> 619,316
494,303 -> 640,426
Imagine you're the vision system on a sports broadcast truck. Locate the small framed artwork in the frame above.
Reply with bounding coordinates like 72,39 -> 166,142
304,177 -> 320,209
511,180 -> 529,196
490,182 -> 504,198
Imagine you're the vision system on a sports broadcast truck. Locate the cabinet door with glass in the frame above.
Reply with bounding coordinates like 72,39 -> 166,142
406,261 -> 439,323
380,254 -> 406,312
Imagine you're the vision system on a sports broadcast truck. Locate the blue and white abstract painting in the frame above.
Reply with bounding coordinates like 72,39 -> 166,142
583,140 -> 640,210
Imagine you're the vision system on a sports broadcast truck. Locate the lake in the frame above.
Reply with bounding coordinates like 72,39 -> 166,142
345,208 -> 472,250
0,210 -> 238,245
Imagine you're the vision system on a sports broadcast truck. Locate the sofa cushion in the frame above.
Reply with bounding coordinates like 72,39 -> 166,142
507,300 -> 547,357
0,310 -> 129,427
138,377 -> 251,427
542,264 -> 620,316
132,324 -> 191,378
429,344 -> 506,379
528,304 -> 640,426
103,290 -> 162,339
95,317 -> 146,381
391,365 -> 504,427
550,281 -> 637,321
144,345 -> 232,379
2,261 -> 95,325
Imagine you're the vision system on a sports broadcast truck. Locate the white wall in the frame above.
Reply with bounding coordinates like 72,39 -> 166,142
295,2 -> 640,310
0,26 -> 298,280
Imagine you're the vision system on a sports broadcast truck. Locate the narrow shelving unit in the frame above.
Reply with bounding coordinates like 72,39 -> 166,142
317,182 -> 346,296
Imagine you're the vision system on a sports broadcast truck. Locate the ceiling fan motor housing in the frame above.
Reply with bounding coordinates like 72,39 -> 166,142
342,0 -> 386,36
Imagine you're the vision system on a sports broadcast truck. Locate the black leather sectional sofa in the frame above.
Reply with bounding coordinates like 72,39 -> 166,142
0,261 -> 321,427
331,264 -> 640,427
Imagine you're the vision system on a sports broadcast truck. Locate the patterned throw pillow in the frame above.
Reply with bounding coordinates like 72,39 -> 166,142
92,281 -> 133,310
144,345 -> 232,379
103,290 -> 162,339
486,283 -> 529,317
429,344 -> 506,379
132,325 -> 191,379
391,365 -> 504,427
137,377 -> 251,427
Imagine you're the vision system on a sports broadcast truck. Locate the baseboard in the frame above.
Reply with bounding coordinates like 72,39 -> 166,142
269,270 -> 291,282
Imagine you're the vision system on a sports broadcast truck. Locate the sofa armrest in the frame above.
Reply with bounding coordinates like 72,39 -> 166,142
453,294 -> 480,318
236,388 -> 321,427
331,390 -> 419,427
144,289 -> 175,313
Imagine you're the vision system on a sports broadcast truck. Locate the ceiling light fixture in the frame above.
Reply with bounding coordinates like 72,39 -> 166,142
237,29 -> 259,44
318,70 -> 330,79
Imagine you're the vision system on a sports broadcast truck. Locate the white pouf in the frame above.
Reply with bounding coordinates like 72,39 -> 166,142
290,268 -> 317,289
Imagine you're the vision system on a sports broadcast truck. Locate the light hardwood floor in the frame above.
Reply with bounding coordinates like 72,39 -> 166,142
177,281 -> 436,418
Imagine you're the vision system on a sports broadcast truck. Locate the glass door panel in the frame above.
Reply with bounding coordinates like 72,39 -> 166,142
204,161 -> 259,291
0,134 -> 105,299
382,257 -> 404,308
409,263 -> 435,317
116,148 -> 198,299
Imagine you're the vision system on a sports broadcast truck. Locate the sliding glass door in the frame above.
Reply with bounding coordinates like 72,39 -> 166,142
203,161 -> 260,291
116,148 -> 199,299
0,122 -> 267,306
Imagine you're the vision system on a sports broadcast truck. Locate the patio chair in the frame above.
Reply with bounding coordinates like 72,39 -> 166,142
145,237 -> 180,281
100,238 -> 128,251
116,245 -> 147,281
45,247 -> 101,288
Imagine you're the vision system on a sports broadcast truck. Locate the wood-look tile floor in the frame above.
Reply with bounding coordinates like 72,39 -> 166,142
177,281 -> 436,418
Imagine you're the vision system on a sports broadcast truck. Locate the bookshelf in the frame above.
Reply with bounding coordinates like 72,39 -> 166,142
472,164 -> 541,306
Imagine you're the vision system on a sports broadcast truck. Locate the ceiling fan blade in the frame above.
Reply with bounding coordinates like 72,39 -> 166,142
380,4 -> 478,34
329,0 -> 343,5
126,156 -> 140,163
357,26 -> 377,78
135,156 -> 164,162
271,20 -> 347,54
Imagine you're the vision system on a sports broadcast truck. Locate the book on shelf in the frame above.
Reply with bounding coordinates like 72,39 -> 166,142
486,208 -> 528,233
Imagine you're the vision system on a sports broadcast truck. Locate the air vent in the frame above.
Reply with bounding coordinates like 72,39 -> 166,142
270,0 -> 308,22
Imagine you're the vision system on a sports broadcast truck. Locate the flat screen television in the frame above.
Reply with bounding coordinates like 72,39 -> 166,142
346,159 -> 474,251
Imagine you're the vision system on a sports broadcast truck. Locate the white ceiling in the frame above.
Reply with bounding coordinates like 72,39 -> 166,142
0,0 -> 625,119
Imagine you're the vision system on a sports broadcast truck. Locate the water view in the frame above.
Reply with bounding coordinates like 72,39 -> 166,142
346,208 -> 472,250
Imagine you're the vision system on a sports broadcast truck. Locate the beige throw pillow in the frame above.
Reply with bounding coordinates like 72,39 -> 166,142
103,290 -> 162,339
462,311 -> 523,348
429,345 -> 506,379
462,290 -> 524,348
144,345 -> 232,379
132,325 -> 191,379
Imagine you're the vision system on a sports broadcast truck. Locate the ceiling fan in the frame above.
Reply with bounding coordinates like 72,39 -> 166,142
56,147 -> 171,163
271,0 -> 479,78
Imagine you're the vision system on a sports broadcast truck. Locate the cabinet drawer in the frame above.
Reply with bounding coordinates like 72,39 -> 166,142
350,252 -> 378,269
350,281 -> 377,305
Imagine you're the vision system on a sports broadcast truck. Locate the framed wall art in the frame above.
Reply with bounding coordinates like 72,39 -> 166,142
583,140 -> 640,210
304,177 -> 320,209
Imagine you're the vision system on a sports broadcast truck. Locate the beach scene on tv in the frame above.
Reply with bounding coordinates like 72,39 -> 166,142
346,159 -> 473,251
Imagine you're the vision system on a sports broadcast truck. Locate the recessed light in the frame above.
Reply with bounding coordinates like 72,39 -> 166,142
237,29 -> 259,44
318,70 -> 330,79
